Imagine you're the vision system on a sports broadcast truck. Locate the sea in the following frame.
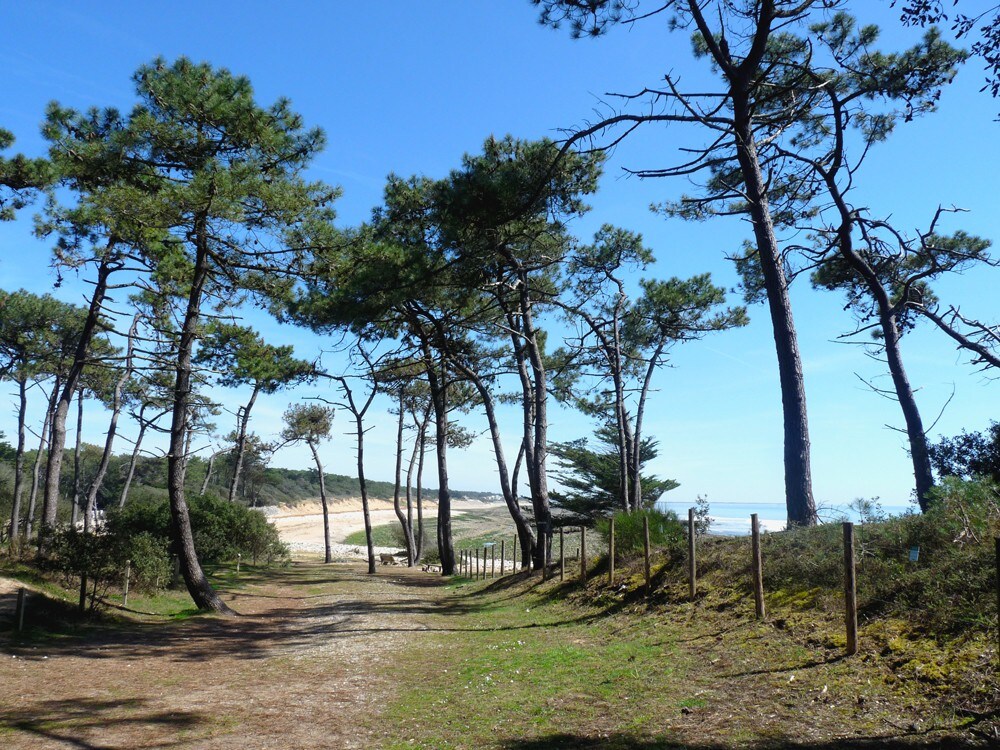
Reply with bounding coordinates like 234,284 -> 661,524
653,498 -> 916,536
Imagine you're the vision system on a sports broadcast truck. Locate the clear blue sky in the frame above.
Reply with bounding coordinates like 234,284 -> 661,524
1,1 -> 998,519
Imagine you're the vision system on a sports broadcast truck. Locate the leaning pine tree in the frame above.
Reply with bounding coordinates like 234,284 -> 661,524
43,58 -> 338,612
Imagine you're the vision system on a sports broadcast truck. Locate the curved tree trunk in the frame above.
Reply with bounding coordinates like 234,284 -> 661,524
167,235 -> 233,614
84,315 -> 137,528
392,392 -> 416,566
228,384 -> 261,503
308,440 -> 332,563
27,382 -> 58,541
41,255 -> 116,544
423,349 -> 455,575
119,415 -> 149,508
731,94 -> 816,527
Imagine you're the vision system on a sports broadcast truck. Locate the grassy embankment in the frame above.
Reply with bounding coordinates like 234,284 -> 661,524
370,491 -> 998,748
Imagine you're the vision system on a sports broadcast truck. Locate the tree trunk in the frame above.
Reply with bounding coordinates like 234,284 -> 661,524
166,234 -> 233,614
119,414 -> 148,508
731,91 -> 816,527
355,412 -> 376,575
309,440 -> 332,563
228,384 -> 260,503
521,302 -> 554,568
392,392 -> 416,566
463,362 -> 536,565
405,417 -> 419,564
26,383 -> 57,541
425,352 -> 455,575
83,316 -> 137,529
71,388 -> 84,527
8,378 -> 28,543
41,256 -> 117,543
415,411 -> 427,563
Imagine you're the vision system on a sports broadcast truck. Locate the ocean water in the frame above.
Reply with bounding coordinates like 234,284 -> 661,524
653,498 -> 916,536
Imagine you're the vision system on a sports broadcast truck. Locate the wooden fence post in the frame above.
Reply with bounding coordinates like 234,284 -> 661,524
559,526 -> 565,582
643,515 -> 652,595
15,588 -> 26,632
580,526 -> 587,582
843,522 -> 859,656
500,540 -> 505,576
123,559 -> 132,608
608,516 -> 615,586
751,515 -> 765,620
491,545 -> 496,578
994,537 -> 999,664
236,553 -> 242,574
688,507 -> 697,600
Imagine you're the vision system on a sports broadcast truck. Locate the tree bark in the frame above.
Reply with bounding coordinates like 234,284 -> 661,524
119,413 -> 149,508
166,231 -> 233,614
41,255 -> 116,543
8,378 -> 28,543
308,440 -> 332,563
424,349 -> 455,575
71,388 -> 84,527
228,383 -> 261,503
27,382 -> 58,541
83,315 -> 137,529
731,90 -> 816,526
392,391 -> 416,565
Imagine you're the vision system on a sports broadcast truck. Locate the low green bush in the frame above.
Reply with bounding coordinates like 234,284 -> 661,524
595,508 -> 686,556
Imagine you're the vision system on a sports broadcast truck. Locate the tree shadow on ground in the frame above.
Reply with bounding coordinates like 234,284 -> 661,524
0,564 -> 608,664
0,697 -> 208,750
500,733 -> 982,749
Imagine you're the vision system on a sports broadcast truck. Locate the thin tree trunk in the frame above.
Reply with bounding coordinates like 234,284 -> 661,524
415,407 -> 429,563
405,416 -> 419,563
83,315 -> 138,528
424,349 -> 455,575
9,378 -> 28,543
228,384 -> 260,503
41,254 -> 117,543
119,417 -> 148,508
71,388 -> 84,527
27,382 -> 58,541
199,448 -> 219,496
166,232 -> 233,614
355,413 -> 376,574
308,440 -> 332,563
392,392 -> 416,565
460,360 -> 536,567
731,93 -> 816,527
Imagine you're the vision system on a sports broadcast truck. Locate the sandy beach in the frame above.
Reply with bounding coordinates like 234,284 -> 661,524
268,497 -> 493,557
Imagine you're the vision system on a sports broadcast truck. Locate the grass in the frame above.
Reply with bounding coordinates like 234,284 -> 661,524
372,568 -> 990,749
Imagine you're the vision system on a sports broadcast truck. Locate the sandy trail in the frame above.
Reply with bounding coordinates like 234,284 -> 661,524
0,563 -> 450,749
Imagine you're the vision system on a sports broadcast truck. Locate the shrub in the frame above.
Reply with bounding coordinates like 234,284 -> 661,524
596,508 -> 686,556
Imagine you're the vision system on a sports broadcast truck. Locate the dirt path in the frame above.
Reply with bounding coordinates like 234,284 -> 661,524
0,563 -> 450,749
